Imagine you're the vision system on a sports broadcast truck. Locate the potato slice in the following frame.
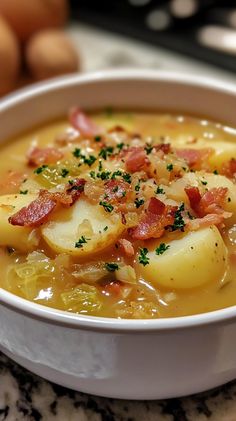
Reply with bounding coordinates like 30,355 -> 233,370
42,198 -> 124,256
138,226 -> 227,290
0,194 -> 37,251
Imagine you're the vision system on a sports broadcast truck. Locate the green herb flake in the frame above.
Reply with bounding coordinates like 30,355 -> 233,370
19,189 -> 28,195
138,248 -> 149,266
72,148 -> 82,158
99,201 -> 114,213
201,180 -> 207,186
99,146 -> 114,160
155,243 -> 170,255
170,203 -> 186,232
145,144 -> 153,155
89,171 -> 96,179
166,163 -> 173,172
134,198 -> 144,208
156,186 -> 165,194
61,168 -> 69,178
103,226 -> 108,231
213,170 -> 219,175
122,172 -> 132,184
34,164 -> 48,174
94,135 -> 101,142
111,170 -> 122,180
104,262 -> 119,272
117,142 -> 124,151
75,235 -> 90,248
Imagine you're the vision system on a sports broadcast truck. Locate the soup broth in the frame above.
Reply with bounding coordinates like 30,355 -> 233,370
0,110 -> 235,319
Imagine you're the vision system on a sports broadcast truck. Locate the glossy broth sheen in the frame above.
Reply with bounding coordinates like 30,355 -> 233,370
0,111 -> 236,318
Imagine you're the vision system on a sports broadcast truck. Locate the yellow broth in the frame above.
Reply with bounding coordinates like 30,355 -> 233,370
0,111 -> 235,318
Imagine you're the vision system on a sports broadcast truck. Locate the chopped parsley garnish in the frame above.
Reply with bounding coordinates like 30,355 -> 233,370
112,186 -> 119,193
103,226 -> 108,231
104,262 -> 119,272
155,243 -> 170,255
134,198 -> 144,208
138,248 -> 149,266
72,148 -> 82,158
94,135 -> 101,142
83,155 -> 97,167
187,211 -> 195,220
89,171 -> 96,179
166,163 -> 173,172
75,236 -> 90,248
156,186 -> 165,194
213,169 -> 218,175
111,170 -> 122,180
34,164 -> 48,174
135,180 -> 141,192
99,146 -> 114,160
99,201 -> 114,213
201,180 -> 207,185
145,144 -> 153,155
170,203 -> 186,232
117,142 -> 124,151
122,172 -> 132,184
61,168 -> 69,178
19,189 -> 28,195
98,160 -> 103,171
97,171 -> 111,180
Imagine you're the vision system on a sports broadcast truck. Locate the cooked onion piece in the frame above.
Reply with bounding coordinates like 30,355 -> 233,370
137,226 -> 227,289
42,198 -> 125,256
0,194 -> 37,250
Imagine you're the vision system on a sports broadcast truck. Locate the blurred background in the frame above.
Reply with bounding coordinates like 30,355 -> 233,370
1,0 -> 236,97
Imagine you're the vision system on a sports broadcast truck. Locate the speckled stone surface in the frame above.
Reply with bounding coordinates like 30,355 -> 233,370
1,352 -> 236,421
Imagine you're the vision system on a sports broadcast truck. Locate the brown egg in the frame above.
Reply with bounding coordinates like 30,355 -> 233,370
25,29 -> 79,80
0,0 -> 68,42
0,16 -> 21,96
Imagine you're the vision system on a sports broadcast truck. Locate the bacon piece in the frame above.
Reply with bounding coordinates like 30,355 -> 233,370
185,187 -> 201,210
9,191 -> 57,227
125,147 -> 149,173
153,143 -> 171,154
0,171 -> 27,195
105,179 -> 129,202
222,158 -> 236,179
27,147 -> 63,166
69,107 -> 102,137
175,148 -> 213,169
9,178 -> 86,227
117,239 -> 134,257
65,178 -> 86,204
185,186 -> 228,217
129,197 -> 177,240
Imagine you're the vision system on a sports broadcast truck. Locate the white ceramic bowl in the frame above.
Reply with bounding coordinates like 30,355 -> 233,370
1,70 -> 236,400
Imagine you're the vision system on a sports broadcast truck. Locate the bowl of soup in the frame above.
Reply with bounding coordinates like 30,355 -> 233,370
0,70 -> 236,399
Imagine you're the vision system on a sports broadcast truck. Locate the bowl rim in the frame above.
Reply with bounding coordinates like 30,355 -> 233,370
1,68 -> 236,333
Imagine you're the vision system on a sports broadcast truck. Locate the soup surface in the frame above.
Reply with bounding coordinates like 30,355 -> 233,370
0,109 -> 236,318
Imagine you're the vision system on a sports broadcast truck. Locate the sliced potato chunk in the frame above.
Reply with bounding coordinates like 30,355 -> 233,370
0,194 -> 37,251
42,198 -> 124,256
138,226 -> 227,290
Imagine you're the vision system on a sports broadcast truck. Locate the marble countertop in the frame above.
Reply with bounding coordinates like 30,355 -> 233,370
1,23 -> 236,421
1,352 -> 236,421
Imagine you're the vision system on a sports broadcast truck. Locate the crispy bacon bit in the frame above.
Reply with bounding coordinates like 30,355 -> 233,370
105,179 -> 128,201
27,147 -> 63,166
9,190 -> 57,227
153,143 -> 171,154
125,147 -> 149,173
117,239 -> 134,257
175,148 -> 213,169
0,171 -> 27,195
222,158 -> 236,179
185,187 -> 201,210
185,186 -> 228,217
69,107 -> 102,137
129,197 -> 176,240
9,178 -> 86,227
65,178 -> 86,204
